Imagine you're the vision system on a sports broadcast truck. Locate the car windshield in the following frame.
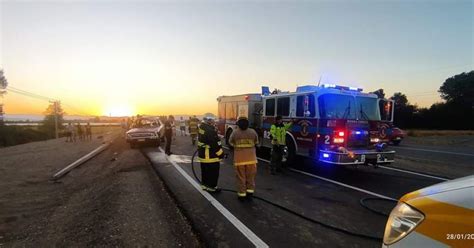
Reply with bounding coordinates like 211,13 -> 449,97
134,119 -> 156,128
319,94 -> 381,120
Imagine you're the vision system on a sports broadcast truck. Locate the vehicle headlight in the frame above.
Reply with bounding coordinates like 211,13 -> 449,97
370,137 -> 380,143
383,202 -> 425,245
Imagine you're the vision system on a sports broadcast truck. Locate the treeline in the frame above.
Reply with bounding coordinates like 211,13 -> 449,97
0,102 -> 65,147
0,125 -> 50,147
373,70 -> 473,130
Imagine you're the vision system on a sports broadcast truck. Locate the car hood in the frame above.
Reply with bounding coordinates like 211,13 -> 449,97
127,127 -> 158,133
400,175 -> 474,202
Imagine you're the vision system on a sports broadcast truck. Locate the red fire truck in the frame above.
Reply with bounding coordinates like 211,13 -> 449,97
217,84 -> 396,166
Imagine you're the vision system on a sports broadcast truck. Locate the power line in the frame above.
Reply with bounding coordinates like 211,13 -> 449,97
7,87 -> 55,101
6,86 -> 94,116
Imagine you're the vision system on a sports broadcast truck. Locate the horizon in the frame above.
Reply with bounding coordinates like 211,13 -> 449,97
1,1 -> 472,116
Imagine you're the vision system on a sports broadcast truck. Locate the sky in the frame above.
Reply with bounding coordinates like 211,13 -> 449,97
1,0 -> 473,116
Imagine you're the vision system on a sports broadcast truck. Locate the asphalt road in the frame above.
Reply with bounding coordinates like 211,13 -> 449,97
142,135 -> 472,248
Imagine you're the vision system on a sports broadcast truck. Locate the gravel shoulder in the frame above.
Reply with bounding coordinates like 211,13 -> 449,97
0,131 -> 200,247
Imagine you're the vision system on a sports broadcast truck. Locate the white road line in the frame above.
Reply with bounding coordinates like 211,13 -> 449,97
289,168 -> 397,201
378,165 -> 448,181
255,157 -> 396,201
395,146 -> 474,157
157,148 -> 269,248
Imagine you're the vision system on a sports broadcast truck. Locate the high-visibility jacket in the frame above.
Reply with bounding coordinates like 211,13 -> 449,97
198,122 -> 224,163
228,128 -> 258,166
189,118 -> 199,135
270,122 -> 292,145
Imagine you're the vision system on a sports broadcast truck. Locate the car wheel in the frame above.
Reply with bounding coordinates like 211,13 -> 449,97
392,140 -> 401,146
130,142 -> 136,149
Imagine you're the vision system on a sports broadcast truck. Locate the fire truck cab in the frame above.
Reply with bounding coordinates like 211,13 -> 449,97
217,84 -> 396,166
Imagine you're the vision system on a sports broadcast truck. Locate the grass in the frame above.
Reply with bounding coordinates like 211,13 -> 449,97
0,125 -> 120,147
406,130 -> 474,137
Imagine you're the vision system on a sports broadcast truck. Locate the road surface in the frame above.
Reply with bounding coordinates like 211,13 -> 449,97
142,135 -> 473,247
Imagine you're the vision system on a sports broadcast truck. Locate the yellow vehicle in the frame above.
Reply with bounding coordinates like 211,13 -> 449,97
383,175 -> 474,247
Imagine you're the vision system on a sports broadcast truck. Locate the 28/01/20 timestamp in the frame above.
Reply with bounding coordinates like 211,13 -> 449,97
446,233 -> 474,240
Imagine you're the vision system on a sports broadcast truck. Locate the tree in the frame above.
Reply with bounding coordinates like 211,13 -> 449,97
371,89 -> 385,99
41,102 -> 66,138
0,69 -> 7,90
390,92 -> 409,107
0,69 -> 8,125
390,92 -> 415,128
439,71 -> 474,106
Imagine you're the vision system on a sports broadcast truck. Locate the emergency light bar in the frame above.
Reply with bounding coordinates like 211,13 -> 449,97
322,84 -> 363,92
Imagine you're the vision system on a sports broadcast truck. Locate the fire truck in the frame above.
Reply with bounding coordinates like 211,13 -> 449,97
217,84 -> 396,166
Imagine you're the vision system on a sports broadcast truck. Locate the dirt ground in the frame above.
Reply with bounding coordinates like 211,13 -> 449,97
0,130 -> 200,247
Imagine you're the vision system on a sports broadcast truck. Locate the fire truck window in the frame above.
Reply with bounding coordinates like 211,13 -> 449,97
379,100 -> 393,121
277,97 -> 290,116
296,95 -> 315,117
356,97 -> 381,121
265,99 -> 275,116
318,94 -> 356,119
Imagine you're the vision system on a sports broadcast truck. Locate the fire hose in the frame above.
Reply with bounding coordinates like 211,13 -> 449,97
190,150 -> 397,242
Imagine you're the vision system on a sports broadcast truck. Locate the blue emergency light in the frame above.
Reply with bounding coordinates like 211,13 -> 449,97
322,84 -> 363,92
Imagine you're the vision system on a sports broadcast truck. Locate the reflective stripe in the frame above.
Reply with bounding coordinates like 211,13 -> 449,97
197,141 -> 210,148
237,192 -> 247,197
246,189 -> 254,193
216,149 -> 224,156
234,139 -> 255,148
199,129 -> 205,134
205,147 -> 210,159
235,144 -> 255,148
235,160 -> 258,166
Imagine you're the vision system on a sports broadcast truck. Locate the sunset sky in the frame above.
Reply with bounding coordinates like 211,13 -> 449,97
1,0 -> 472,116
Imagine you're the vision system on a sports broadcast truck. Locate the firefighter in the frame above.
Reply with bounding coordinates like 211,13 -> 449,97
270,115 -> 292,175
188,115 -> 199,145
198,116 -> 225,193
228,117 -> 259,200
164,115 -> 174,155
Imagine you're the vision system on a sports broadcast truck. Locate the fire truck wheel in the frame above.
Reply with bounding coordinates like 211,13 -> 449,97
283,137 -> 296,166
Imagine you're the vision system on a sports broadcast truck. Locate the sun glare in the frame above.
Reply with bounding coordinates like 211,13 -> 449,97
104,104 -> 135,117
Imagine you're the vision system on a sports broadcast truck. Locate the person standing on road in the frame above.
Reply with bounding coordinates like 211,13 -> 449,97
77,123 -> 84,141
228,117 -> 259,201
188,116 -> 199,145
179,116 -> 187,136
164,115 -> 174,155
85,122 -> 92,141
270,115 -> 292,175
66,123 -> 73,142
198,116 -> 225,193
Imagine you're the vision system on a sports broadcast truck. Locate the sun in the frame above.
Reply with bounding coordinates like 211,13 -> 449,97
103,104 -> 135,117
